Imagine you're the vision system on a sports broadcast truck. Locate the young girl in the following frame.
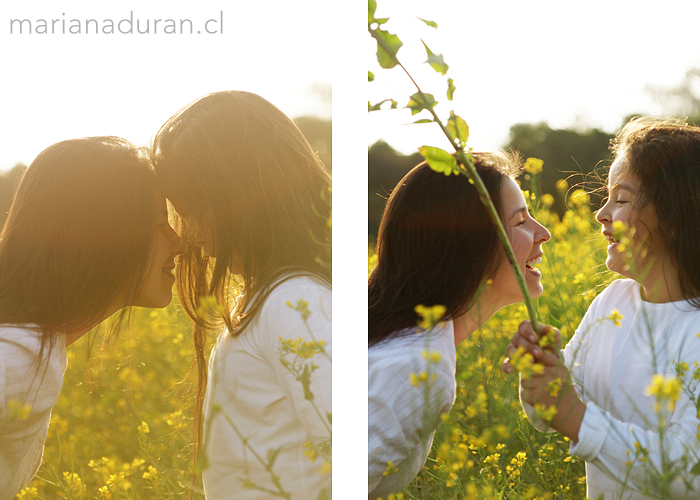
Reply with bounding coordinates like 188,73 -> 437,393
151,91 -> 332,500
368,152 -> 551,498
0,136 -> 182,499
504,117 -> 700,499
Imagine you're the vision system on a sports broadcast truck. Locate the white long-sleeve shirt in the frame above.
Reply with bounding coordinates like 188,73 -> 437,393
527,279 -> 700,499
201,276 -> 332,500
368,320 -> 456,499
0,326 -> 66,500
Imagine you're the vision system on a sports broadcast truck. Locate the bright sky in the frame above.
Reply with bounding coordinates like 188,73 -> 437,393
369,0 -> 700,155
0,0 -> 332,171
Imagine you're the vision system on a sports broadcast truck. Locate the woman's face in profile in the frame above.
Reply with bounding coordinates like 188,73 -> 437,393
486,177 -> 551,307
132,192 -> 183,308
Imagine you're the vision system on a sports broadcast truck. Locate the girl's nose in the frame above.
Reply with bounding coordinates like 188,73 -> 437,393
596,199 -> 611,224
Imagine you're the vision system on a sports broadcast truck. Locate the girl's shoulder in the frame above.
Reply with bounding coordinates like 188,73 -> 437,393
259,274 -> 331,319
586,279 -> 637,312
265,274 -> 331,299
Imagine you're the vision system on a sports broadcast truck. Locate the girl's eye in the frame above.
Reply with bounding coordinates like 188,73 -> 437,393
516,219 -> 526,226
615,199 -> 629,205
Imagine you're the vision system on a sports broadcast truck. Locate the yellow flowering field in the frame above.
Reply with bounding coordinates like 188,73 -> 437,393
17,305 -> 206,499
369,174 -> 618,500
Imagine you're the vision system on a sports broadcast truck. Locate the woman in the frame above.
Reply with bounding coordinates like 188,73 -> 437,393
151,91 -> 331,500
0,136 -> 182,499
368,151 -> 551,498
505,117 -> 700,499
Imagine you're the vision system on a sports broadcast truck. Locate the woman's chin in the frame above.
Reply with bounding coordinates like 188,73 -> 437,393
529,283 -> 544,299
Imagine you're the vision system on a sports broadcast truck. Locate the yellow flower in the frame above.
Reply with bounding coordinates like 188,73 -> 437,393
540,193 -> 555,207
383,461 -> 398,476
534,404 -> 558,422
524,157 -> 544,175
509,346 -> 544,379
555,179 -> 568,192
546,378 -> 563,397
569,189 -> 589,207
137,421 -> 150,434
607,309 -> 624,327
303,441 -> 319,463
8,399 -> 32,420
645,374 -> 682,411
142,465 -> 158,479
421,349 -> 442,363
414,304 -> 446,330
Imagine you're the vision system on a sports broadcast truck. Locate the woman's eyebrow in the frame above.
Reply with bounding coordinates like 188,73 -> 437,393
509,206 -> 527,219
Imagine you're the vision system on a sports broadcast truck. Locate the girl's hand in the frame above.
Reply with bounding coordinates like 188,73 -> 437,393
519,359 -> 585,442
502,321 -> 561,374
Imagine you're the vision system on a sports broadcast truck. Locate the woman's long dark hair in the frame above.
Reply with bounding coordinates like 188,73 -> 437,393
369,151 -> 521,346
0,136 -> 157,355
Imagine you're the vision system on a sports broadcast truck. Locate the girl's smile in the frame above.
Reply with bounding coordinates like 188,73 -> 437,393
596,154 -> 680,302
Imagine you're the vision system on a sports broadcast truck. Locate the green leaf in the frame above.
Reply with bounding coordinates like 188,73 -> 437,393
195,450 -> 210,474
368,99 -> 398,112
447,78 -> 456,101
691,461 -> 700,475
412,118 -> 433,124
421,41 -> 449,75
371,27 -> 403,69
267,447 -> 281,466
300,365 -> 315,401
368,71 -> 374,82
418,17 -> 438,28
447,111 -> 469,146
406,92 -> 437,116
419,146 -> 459,176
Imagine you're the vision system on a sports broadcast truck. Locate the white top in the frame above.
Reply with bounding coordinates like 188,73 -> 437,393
201,276 -> 332,500
0,326 -> 66,500
526,279 -> 700,499
368,320 -> 457,499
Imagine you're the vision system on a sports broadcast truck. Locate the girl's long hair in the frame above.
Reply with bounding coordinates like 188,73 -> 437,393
611,116 -> 700,307
369,151 -> 522,346
151,90 -> 331,477
0,136 -> 158,356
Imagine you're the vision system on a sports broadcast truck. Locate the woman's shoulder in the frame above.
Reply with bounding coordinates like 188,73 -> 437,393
0,326 -> 66,424
0,325 -> 50,356
369,321 -> 456,374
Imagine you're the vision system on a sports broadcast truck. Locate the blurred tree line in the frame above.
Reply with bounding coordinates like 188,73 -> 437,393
369,69 -> 700,240
0,117 -> 330,229
368,124 -> 614,240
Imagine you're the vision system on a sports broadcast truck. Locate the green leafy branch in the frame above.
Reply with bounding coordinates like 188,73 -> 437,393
368,0 -> 540,337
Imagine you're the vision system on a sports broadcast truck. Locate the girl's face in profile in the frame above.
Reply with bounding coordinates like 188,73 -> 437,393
165,191 -> 216,258
132,193 -> 182,308
486,177 -> 551,306
596,155 -> 664,281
